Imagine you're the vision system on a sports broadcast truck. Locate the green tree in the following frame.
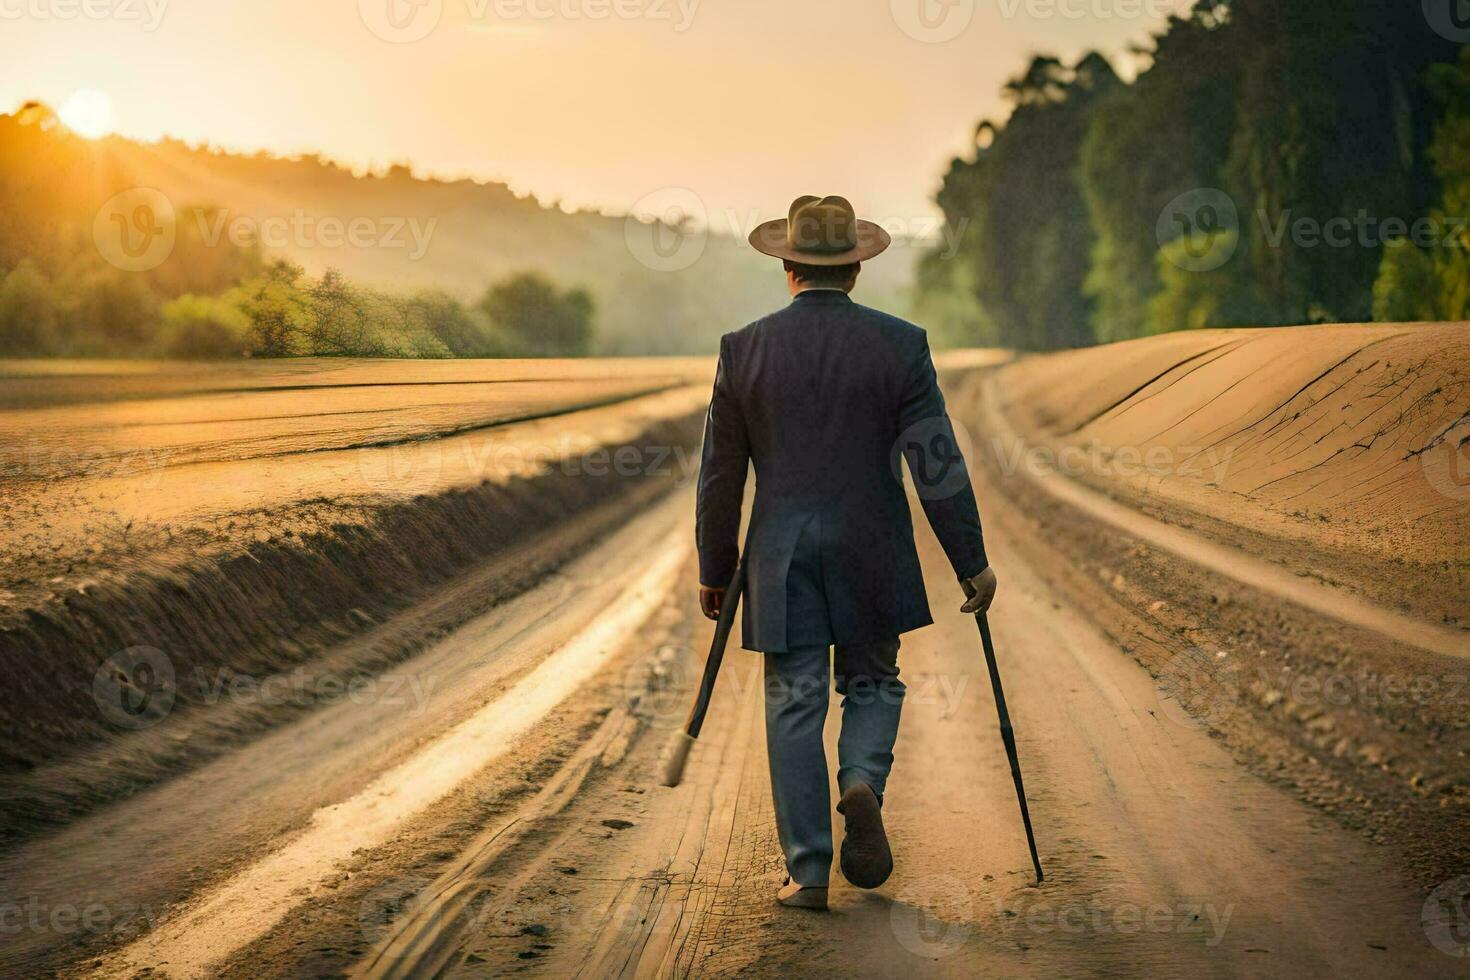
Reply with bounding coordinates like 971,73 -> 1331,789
1079,4 -> 1236,343
934,52 -> 1119,350
157,293 -> 249,358
0,259 -> 61,355
306,268 -> 381,356
408,289 -> 493,356
1150,230 -> 1260,333
477,272 -> 594,357
241,259 -> 309,357
1372,46 -> 1470,321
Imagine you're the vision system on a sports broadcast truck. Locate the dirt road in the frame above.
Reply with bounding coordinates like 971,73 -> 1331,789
1,361 -> 1463,978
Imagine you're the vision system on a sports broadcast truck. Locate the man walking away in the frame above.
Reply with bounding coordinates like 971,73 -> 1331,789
696,195 -> 998,910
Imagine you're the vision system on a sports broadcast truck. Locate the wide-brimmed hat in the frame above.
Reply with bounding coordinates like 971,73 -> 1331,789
748,195 -> 891,265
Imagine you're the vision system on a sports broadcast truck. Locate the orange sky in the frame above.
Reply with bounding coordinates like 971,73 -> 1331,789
4,0 -> 1188,225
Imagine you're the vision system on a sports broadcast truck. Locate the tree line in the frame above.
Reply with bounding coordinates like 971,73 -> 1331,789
0,103 -> 595,359
919,0 -> 1469,350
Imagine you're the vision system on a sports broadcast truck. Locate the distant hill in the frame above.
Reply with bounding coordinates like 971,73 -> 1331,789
1,103 -> 919,355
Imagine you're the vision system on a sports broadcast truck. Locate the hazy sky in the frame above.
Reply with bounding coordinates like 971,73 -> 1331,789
3,0 -> 1189,225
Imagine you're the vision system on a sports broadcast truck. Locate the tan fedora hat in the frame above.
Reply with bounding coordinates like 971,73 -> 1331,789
748,195 -> 892,265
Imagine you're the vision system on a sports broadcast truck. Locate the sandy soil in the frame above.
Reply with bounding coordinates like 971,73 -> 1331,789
0,358 -> 709,617
0,366 -> 709,837
1,347 -> 1463,977
992,322 -> 1470,629
156,442 -> 1458,979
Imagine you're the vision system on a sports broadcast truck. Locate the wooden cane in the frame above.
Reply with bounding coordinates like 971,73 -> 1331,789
659,561 -> 745,787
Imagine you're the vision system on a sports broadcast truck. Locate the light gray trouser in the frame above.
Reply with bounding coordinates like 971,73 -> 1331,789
762,638 -> 904,887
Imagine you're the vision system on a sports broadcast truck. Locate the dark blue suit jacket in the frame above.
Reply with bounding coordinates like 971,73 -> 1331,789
696,290 -> 988,652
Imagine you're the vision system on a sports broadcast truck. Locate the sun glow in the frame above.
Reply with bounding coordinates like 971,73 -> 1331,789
58,89 -> 115,139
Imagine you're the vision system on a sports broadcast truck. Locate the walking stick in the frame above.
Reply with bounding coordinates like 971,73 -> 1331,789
659,561 -> 745,787
975,611 -> 1044,885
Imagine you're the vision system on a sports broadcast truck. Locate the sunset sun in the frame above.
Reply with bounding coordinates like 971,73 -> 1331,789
57,89 -> 114,139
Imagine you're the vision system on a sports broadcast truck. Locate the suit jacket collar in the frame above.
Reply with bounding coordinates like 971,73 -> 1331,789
791,289 -> 853,306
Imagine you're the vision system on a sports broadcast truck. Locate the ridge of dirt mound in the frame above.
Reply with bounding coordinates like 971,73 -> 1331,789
993,322 -> 1470,626
0,407 -> 703,842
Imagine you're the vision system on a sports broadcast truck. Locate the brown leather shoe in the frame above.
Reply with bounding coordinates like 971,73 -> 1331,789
776,878 -> 829,910
838,783 -> 893,888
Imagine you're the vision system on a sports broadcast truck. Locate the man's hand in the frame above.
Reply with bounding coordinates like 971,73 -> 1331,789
699,586 -> 727,622
960,566 -> 998,615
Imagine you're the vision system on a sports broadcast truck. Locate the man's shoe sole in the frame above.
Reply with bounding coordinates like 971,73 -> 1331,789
776,881 -> 829,910
839,784 -> 893,889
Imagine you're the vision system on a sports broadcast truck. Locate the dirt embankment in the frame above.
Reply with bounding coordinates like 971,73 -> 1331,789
0,393 -> 705,845
992,322 -> 1470,628
958,322 -> 1470,885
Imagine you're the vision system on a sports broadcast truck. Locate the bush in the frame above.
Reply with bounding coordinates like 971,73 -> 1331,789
478,272 -> 594,357
158,293 -> 249,358
241,259 -> 310,357
0,260 -> 62,355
